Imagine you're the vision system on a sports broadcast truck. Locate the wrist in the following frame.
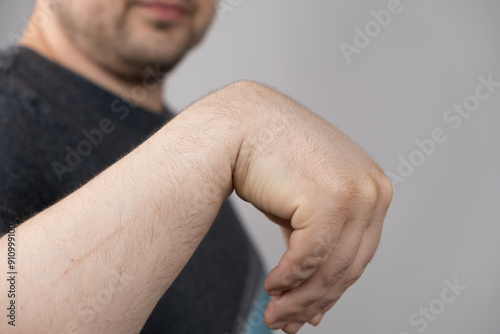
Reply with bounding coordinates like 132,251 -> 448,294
161,87 -> 249,199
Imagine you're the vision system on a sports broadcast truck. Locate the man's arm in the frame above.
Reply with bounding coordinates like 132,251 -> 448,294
0,82 -> 242,333
0,81 -> 392,333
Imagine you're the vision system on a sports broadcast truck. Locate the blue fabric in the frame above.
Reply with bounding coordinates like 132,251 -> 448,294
236,279 -> 272,334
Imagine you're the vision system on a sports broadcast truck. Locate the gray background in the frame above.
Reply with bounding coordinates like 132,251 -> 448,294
1,0 -> 500,333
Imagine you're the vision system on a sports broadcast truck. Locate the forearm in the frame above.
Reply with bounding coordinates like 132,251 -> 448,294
0,93 -> 242,333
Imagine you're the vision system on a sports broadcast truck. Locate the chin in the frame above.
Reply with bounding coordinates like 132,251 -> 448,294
105,50 -> 181,81
117,28 -> 196,63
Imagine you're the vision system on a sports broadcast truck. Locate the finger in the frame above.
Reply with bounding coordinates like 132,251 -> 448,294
305,216 -> 385,324
264,197 -> 349,295
313,187 -> 387,293
267,177 -> 391,326
265,216 -> 367,323
266,200 -> 385,324
340,213 -> 384,289
283,321 -> 306,334
308,210 -> 385,314
308,312 -> 324,326
265,179 -> 390,322
264,221 -> 342,296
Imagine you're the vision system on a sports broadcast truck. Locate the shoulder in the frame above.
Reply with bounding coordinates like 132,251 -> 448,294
0,51 -> 56,163
0,48 -> 65,226
0,47 -> 52,135
0,47 -> 69,146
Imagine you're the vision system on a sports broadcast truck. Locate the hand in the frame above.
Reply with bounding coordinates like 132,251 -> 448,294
231,81 -> 393,333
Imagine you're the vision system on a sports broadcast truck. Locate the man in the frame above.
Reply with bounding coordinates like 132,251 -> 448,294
0,0 -> 392,333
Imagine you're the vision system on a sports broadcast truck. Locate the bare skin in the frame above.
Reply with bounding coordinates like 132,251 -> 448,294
21,0 -> 217,112
0,1 -> 393,333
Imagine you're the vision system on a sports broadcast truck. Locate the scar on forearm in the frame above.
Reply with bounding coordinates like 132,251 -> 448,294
52,225 -> 126,286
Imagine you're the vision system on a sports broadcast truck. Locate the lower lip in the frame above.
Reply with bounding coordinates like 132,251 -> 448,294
136,4 -> 186,21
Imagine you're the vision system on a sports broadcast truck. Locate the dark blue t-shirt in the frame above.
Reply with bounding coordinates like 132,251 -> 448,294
0,46 -> 267,333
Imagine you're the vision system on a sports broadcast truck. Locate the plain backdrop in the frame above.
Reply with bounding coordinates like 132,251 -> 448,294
1,1 -> 500,333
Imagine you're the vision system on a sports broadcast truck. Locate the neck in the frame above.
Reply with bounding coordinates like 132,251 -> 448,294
19,11 -> 166,114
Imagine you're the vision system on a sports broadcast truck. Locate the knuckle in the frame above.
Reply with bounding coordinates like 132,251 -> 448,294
333,178 -> 358,198
377,173 -> 394,207
279,301 -> 304,317
302,298 -> 335,321
285,265 -> 309,287
371,169 -> 393,203
359,177 -> 379,208
300,255 -> 323,273
355,170 -> 394,212
301,310 -> 322,323
312,239 -> 331,260
343,267 -> 365,288
316,296 -> 337,311
320,182 -> 354,216
320,261 -> 351,287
